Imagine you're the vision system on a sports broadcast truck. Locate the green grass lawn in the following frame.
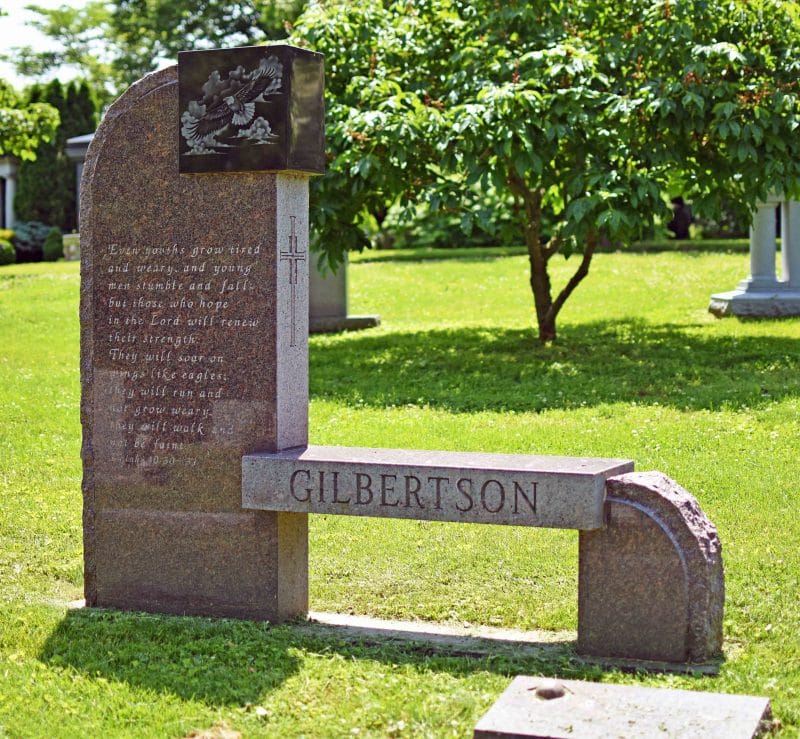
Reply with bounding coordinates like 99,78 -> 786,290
1,250 -> 799,737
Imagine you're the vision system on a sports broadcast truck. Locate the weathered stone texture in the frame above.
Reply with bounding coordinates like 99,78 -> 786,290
243,445 -> 634,529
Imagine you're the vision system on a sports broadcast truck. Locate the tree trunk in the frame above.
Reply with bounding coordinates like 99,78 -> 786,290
531,230 -> 598,343
508,172 -> 598,343
527,238 -> 556,342
508,174 -> 556,342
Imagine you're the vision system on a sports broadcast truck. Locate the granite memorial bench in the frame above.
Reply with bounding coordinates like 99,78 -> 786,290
80,43 -> 723,669
242,445 -> 723,664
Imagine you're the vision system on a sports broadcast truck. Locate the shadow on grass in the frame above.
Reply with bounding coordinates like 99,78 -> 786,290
311,318 -> 800,413
39,608 -> 595,707
40,609 -> 302,706
41,607 -> 717,707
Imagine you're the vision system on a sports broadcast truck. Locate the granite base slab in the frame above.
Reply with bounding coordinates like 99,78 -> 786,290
474,676 -> 772,739
709,288 -> 800,317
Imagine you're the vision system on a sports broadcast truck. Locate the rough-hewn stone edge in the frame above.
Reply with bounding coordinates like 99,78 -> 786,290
606,471 -> 724,661
80,66 -> 178,606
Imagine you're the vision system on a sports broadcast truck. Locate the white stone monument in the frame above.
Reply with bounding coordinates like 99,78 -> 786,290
709,194 -> 800,316
0,157 -> 18,230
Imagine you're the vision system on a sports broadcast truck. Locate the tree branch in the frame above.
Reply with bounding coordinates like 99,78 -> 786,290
544,230 -> 598,326
542,234 -> 562,260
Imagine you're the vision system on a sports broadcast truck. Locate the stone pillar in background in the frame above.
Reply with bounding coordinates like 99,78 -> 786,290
781,200 -> 800,290
81,45 -> 323,620
4,173 -> 14,231
66,133 -> 94,231
709,193 -> 800,317
0,157 -> 17,230
743,198 -> 780,290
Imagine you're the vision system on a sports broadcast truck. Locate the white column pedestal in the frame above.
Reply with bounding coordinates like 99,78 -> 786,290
0,157 -> 17,230
781,200 -> 800,289
737,201 -> 780,290
709,195 -> 800,317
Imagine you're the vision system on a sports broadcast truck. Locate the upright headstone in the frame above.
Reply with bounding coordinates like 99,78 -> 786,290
80,45 -> 323,619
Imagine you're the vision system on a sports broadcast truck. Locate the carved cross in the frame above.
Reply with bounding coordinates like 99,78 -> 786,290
280,215 -> 306,347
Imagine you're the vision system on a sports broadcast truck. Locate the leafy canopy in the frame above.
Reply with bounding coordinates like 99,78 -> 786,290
293,0 -> 800,339
297,0 -> 800,250
0,79 -> 59,161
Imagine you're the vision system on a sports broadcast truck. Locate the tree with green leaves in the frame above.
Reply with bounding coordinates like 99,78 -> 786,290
3,1 -> 303,105
64,80 -> 98,138
0,79 -> 59,162
2,2 -> 119,106
15,79 -> 98,230
293,0 -> 800,341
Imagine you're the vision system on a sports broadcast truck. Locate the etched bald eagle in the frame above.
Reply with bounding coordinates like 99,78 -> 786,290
182,55 -> 283,148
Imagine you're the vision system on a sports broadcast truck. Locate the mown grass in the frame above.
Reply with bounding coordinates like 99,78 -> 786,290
1,250 -> 799,737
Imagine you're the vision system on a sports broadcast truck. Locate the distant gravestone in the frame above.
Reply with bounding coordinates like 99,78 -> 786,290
80,45 -> 323,619
309,255 -> 380,333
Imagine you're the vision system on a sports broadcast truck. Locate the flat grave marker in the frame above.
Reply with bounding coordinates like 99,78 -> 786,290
473,676 -> 771,739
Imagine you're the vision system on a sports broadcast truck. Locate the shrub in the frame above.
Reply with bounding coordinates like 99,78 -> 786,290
0,238 -> 14,266
0,229 -> 13,242
42,227 -> 63,261
12,221 -> 50,263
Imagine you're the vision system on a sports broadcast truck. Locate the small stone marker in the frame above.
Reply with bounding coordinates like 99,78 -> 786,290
473,676 -> 772,739
80,45 -> 322,619
242,446 -> 633,529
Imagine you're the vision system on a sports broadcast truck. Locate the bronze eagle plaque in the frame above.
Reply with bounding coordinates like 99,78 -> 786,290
178,44 -> 324,175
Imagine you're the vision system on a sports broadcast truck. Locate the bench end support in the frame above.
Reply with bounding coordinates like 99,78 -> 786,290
578,471 -> 724,663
